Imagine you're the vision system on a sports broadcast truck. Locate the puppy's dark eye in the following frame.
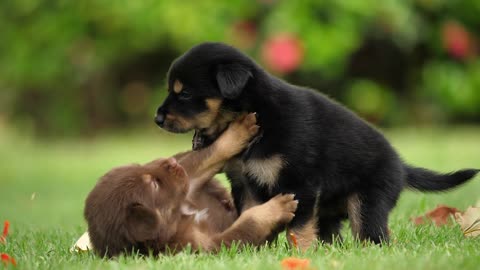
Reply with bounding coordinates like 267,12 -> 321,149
178,90 -> 192,100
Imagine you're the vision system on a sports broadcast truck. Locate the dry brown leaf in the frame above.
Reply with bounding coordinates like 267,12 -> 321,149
455,206 -> 480,237
412,205 -> 460,226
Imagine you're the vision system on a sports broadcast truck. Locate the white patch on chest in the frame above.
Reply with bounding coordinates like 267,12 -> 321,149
244,154 -> 285,190
181,205 -> 209,224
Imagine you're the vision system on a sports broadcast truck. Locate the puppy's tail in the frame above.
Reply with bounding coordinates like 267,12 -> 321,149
404,165 -> 479,192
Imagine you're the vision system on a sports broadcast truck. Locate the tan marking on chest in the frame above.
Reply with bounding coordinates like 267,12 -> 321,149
244,155 -> 285,190
173,80 -> 183,93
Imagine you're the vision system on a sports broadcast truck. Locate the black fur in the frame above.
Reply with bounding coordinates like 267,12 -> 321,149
216,63 -> 253,99
156,42 -> 479,244
405,166 -> 479,192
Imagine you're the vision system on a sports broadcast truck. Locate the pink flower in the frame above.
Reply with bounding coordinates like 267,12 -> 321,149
442,21 -> 475,60
261,34 -> 304,74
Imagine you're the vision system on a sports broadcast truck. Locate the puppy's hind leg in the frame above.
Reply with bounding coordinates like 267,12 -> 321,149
286,196 -> 319,251
348,158 -> 404,244
349,185 -> 400,244
316,198 -> 348,244
317,216 -> 344,244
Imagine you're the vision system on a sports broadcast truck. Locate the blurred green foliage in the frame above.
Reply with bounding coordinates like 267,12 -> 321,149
0,0 -> 479,136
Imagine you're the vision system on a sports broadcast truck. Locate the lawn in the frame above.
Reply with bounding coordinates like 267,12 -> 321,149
0,126 -> 479,270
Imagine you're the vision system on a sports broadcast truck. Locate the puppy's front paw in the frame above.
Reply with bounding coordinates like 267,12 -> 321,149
216,113 -> 260,158
268,194 -> 298,224
239,113 -> 260,138
228,113 -> 259,142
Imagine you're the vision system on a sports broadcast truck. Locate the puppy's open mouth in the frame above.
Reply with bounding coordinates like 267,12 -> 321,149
192,130 -> 212,150
192,130 -> 205,150
192,129 -> 223,150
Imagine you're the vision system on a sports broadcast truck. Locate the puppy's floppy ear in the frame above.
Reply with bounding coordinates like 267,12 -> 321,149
126,204 -> 159,242
216,63 -> 252,99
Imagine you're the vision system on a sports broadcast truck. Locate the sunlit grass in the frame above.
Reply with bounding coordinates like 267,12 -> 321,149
0,125 -> 479,270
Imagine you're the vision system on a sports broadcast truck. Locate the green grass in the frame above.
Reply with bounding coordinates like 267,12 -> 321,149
1,126 -> 479,270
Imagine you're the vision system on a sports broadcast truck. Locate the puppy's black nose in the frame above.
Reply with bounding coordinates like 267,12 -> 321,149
155,108 -> 167,127
155,113 -> 165,126
155,106 -> 168,127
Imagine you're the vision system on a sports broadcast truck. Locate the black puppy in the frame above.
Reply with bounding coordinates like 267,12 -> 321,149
155,42 -> 479,249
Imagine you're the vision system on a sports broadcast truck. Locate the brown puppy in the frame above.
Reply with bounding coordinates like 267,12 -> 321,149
84,114 -> 298,257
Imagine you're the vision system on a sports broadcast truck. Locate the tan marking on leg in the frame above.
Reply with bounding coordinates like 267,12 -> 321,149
347,193 -> 362,239
173,79 -> 183,94
287,217 -> 318,251
244,155 -> 285,191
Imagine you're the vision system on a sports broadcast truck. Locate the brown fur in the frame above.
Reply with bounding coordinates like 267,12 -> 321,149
84,114 -> 297,257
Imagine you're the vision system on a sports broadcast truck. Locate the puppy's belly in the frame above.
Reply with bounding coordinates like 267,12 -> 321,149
193,180 -> 237,233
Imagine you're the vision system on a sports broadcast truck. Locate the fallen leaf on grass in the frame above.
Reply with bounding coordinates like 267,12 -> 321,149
412,205 -> 459,226
70,232 -> 92,252
1,220 -> 16,267
0,220 -> 9,244
455,207 -> 480,237
1,253 -> 17,267
281,257 -> 312,270
289,232 -> 298,248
